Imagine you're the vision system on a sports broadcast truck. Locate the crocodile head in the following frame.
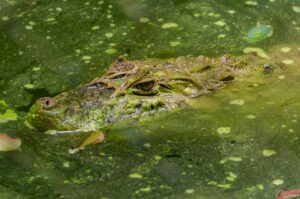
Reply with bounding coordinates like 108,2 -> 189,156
26,55 -> 250,132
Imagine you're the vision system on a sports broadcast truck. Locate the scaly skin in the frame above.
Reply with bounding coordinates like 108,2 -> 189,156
26,54 -> 255,133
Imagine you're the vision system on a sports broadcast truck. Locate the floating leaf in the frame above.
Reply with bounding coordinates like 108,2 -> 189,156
0,133 -> 21,152
69,130 -> 105,154
246,24 -> 273,43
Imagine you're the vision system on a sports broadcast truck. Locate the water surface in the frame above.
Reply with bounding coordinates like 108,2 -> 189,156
1,0 -> 300,198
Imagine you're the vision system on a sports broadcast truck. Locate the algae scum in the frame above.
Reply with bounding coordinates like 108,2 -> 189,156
1,0 -> 300,198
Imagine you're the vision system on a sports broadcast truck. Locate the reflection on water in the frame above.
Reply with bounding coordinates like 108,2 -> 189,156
0,0 -> 300,198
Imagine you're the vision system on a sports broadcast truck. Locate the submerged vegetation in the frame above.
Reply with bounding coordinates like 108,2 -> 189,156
0,0 -> 300,198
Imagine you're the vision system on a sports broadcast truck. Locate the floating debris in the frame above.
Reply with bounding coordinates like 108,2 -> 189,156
161,22 -> 178,29
278,75 -> 285,80
230,99 -> 245,105
69,131 -> 105,154
262,149 -> 277,157
276,189 -> 300,199
217,127 -> 231,135
246,24 -> 273,43
243,47 -> 270,59
0,133 -> 21,152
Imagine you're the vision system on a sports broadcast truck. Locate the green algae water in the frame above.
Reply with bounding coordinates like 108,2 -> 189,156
1,0 -> 300,198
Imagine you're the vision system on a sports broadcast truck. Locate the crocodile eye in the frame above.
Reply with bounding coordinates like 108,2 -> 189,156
134,81 -> 155,91
40,97 -> 56,110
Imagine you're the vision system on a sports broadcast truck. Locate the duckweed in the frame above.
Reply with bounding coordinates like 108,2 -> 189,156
262,149 -> 277,157
161,23 -> 179,29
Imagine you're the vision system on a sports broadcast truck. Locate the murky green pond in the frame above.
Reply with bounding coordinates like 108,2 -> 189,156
1,0 -> 300,198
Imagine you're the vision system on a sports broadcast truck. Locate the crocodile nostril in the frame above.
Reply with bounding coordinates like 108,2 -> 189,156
40,97 -> 56,110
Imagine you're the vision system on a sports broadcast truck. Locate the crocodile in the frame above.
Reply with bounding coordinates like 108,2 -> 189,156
25,54 -> 266,152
